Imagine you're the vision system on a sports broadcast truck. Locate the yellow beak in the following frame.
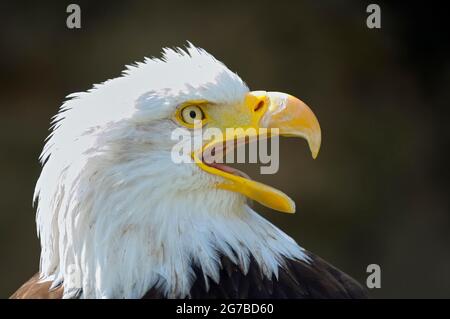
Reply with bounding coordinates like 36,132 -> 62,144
193,91 -> 321,214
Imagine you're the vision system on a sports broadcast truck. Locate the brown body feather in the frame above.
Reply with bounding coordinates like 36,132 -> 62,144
10,273 -> 63,299
11,251 -> 367,299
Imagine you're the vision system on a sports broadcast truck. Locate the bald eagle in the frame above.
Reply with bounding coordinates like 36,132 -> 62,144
11,44 -> 367,299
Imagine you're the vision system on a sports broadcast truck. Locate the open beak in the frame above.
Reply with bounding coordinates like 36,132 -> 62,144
193,91 -> 321,214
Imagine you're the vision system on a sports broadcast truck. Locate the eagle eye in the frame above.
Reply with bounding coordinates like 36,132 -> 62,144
179,105 -> 205,126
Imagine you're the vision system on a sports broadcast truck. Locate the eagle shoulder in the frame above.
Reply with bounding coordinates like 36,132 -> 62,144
146,251 -> 368,299
11,251 -> 368,299
10,273 -> 63,299
283,251 -> 369,299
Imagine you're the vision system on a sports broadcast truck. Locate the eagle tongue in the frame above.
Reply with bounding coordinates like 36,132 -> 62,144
207,162 -> 251,180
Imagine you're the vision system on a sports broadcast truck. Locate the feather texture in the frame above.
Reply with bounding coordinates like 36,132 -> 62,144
12,251 -> 367,299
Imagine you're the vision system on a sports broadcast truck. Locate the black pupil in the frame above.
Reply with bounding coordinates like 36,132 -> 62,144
189,110 -> 197,119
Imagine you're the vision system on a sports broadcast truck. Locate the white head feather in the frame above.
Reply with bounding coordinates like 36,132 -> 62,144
34,44 -> 307,298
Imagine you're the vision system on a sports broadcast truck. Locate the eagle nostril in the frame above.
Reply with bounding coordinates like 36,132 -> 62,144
254,100 -> 265,112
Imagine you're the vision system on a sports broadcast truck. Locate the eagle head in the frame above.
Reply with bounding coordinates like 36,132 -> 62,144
34,44 -> 321,298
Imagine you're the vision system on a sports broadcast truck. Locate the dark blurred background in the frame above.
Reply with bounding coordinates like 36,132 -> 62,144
0,0 -> 449,298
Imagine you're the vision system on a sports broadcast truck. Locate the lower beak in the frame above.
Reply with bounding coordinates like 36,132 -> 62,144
193,91 -> 321,214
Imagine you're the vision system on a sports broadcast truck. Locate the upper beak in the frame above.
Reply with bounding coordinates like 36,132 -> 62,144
193,90 -> 321,214
258,91 -> 321,159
